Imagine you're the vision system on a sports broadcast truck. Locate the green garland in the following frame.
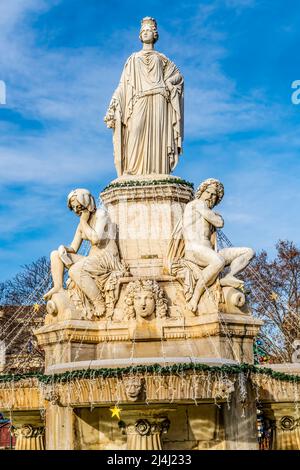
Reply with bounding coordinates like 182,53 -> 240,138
102,178 -> 194,192
1,362 -> 300,386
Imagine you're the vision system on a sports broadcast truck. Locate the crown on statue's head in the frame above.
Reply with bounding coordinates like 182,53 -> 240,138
140,17 -> 157,31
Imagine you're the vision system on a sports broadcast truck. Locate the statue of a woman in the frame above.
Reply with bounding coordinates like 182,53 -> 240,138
44,189 -> 127,318
104,17 -> 184,176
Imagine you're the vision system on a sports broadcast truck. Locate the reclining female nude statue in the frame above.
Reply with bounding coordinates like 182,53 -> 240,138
44,188 -> 127,318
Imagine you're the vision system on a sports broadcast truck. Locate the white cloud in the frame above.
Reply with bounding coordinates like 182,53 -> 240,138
0,0 -> 283,187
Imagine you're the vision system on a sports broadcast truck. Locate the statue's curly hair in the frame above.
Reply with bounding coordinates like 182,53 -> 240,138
124,280 -> 168,319
195,178 -> 224,205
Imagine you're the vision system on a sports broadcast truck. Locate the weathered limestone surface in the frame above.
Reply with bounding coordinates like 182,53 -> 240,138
101,177 -> 193,277
46,404 -> 74,450
74,407 -> 126,450
35,312 -> 262,371
1,371 -> 300,450
73,405 -> 223,450
223,381 -> 259,450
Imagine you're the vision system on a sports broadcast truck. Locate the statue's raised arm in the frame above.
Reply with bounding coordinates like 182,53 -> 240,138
104,17 -> 184,177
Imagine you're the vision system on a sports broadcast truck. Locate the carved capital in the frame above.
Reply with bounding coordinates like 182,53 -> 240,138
119,415 -> 170,450
280,416 -> 300,431
14,424 -> 44,439
14,424 -> 45,450
121,418 -> 170,436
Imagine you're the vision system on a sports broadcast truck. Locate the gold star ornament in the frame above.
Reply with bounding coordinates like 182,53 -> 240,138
33,303 -> 40,312
110,405 -> 122,420
270,292 -> 278,301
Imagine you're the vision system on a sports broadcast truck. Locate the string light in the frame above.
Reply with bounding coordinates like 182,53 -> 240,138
270,292 -> 279,301
1,362 -> 300,385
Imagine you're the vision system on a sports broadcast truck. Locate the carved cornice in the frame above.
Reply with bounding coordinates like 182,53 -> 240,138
101,182 -> 193,205
2,370 -> 300,411
35,314 -> 261,347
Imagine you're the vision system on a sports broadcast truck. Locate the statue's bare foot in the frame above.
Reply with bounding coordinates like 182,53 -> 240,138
93,300 -> 106,318
43,286 -> 63,301
187,298 -> 198,313
220,276 -> 244,289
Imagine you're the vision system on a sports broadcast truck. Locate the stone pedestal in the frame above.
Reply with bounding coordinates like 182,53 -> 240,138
36,310 -> 262,372
100,176 -> 193,277
31,176 -> 266,450
119,408 -> 172,450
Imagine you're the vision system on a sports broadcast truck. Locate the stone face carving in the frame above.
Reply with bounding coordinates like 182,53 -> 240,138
124,280 -> 168,320
44,189 -> 128,319
104,17 -> 184,176
124,376 -> 145,401
168,178 -> 254,313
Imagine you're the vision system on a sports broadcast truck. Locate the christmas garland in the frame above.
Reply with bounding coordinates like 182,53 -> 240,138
102,178 -> 194,192
0,362 -> 300,385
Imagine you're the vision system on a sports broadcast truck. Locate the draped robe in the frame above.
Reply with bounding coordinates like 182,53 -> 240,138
105,50 -> 184,176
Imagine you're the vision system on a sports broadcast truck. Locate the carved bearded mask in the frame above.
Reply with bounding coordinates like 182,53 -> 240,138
133,290 -> 155,318
124,377 -> 144,401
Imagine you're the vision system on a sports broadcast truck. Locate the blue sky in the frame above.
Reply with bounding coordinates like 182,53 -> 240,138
0,0 -> 300,281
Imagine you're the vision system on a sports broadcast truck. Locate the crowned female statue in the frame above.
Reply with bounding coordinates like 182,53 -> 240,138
104,17 -> 184,176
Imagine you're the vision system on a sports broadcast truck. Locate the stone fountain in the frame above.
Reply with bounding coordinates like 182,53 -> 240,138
1,17 -> 300,451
